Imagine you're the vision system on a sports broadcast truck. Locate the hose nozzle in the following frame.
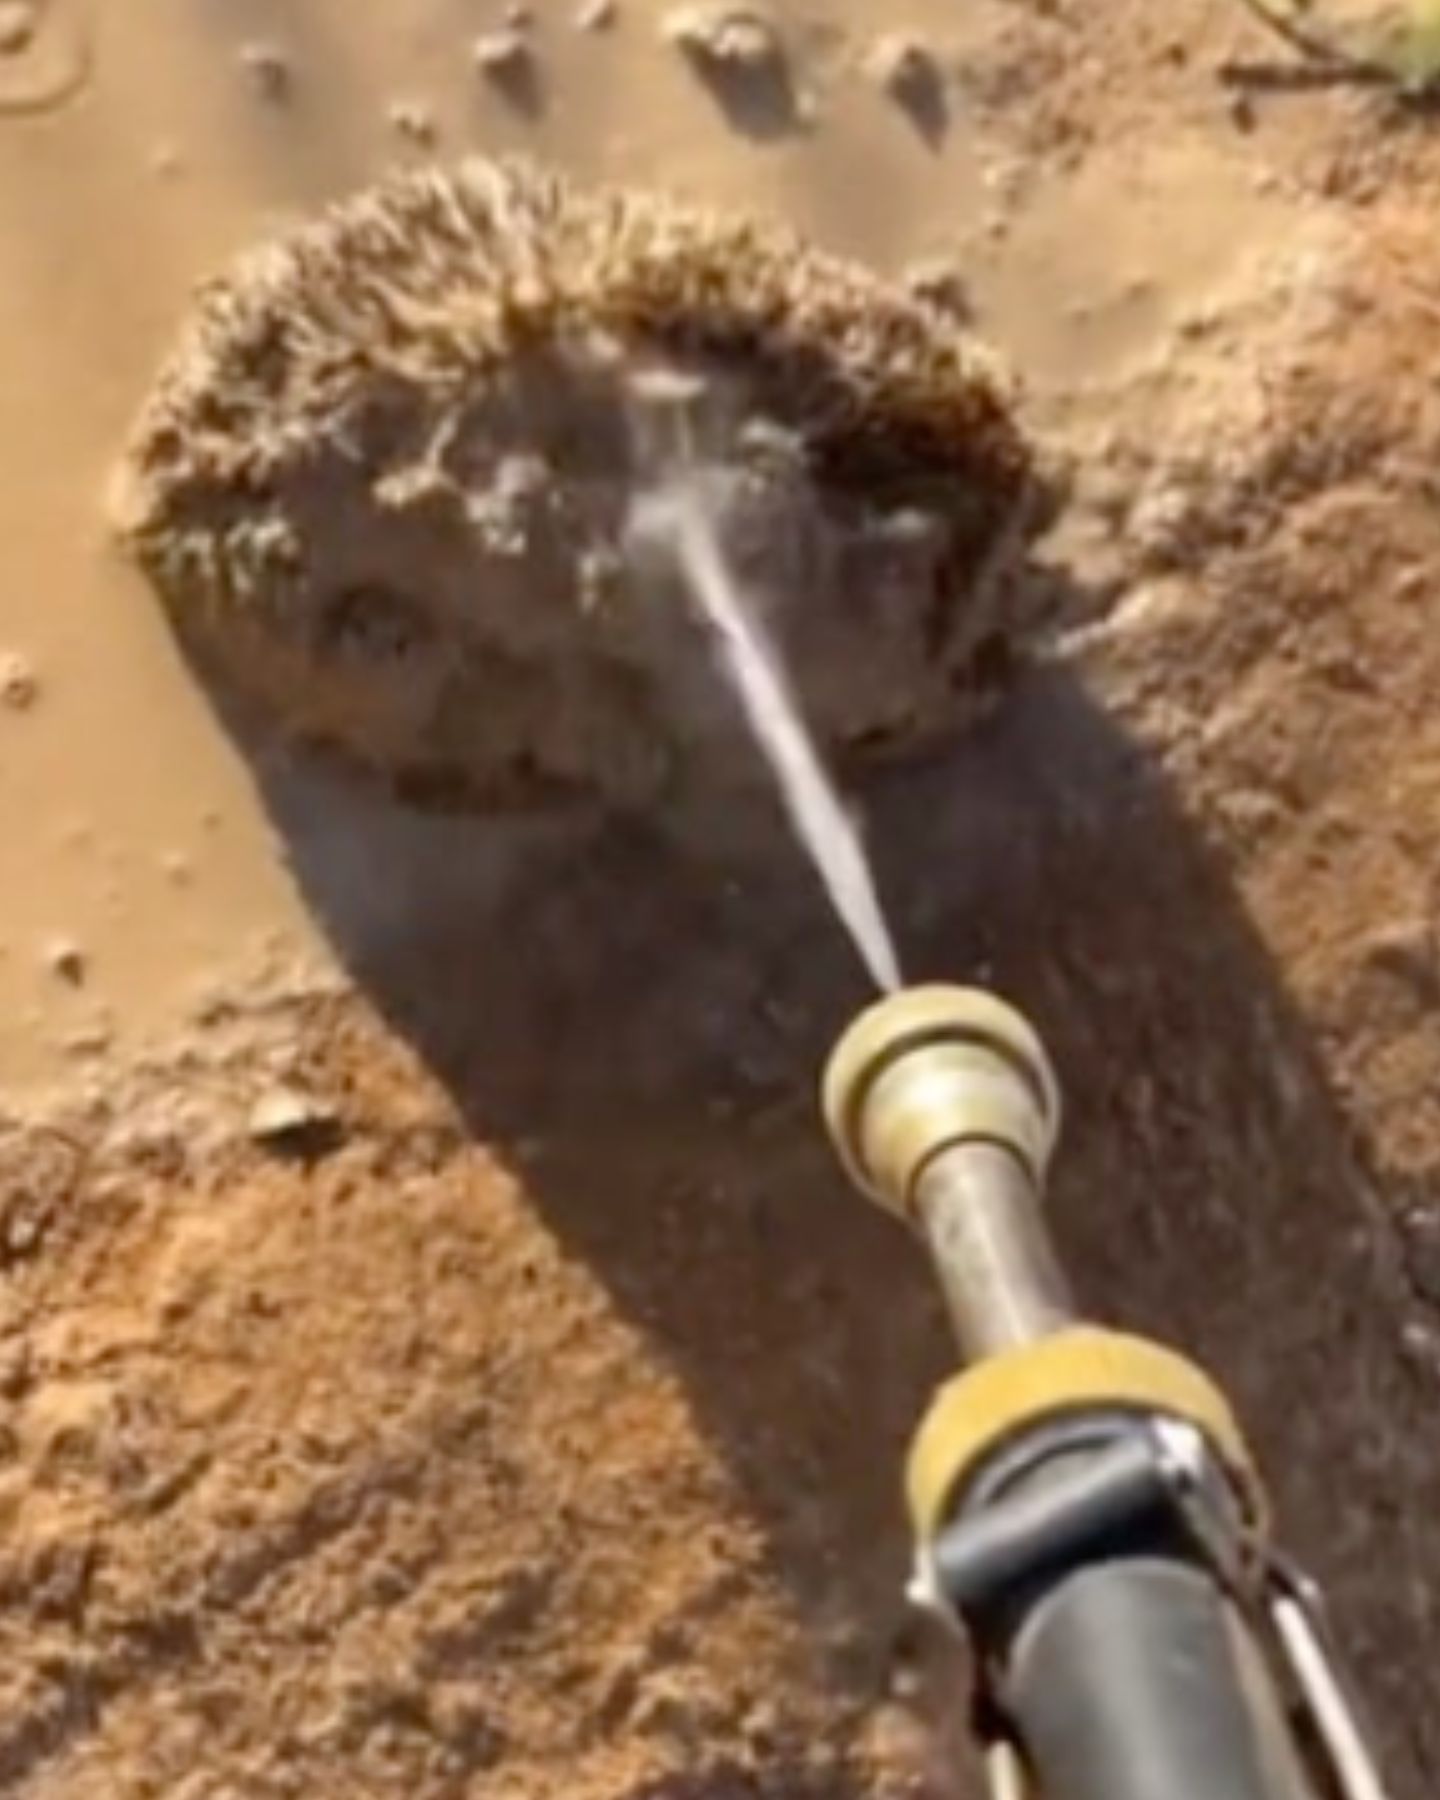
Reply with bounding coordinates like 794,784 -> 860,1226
823,986 -> 1070,1362
820,994 -> 1387,1800
823,985 -> 1062,1224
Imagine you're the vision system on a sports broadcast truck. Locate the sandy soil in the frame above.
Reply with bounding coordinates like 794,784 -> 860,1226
3,1 -> 1440,1796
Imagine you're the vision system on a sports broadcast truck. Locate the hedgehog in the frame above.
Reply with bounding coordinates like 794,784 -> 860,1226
114,157 -> 1039,821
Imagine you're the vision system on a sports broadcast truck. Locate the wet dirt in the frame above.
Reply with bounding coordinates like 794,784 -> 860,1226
3,0 -> 1440,1797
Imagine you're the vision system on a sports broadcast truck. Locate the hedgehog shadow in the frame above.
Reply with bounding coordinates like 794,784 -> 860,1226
222,641 -> 1434,1796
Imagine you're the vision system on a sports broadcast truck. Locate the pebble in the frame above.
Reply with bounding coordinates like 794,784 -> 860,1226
5,1210 -> 41,1258
248,1086 -> 343,1158
575,0 -> 617,28
902,255 -> 974,323
627,366 -> 709,411
1127,481 -> 1194,560
1175,300 -> 1221,342
577,546 -> 622,615
63,1020 -> 113,1059
662,5 -> 782,75
0,1 -> 36,58
148,141 -> 185,180
388,99 -> 437,146
238,40 -> 292,102
1399,1207 -> 1440,1306
1362,920 -> 1436,994
473,28 -> 532,78
504,0 -> 534,25
866,34 -> 949,146
866,33 -> 939,108
1400,1317 -> 1440,1374
43,938 -> 86,987
0,650 -> 36,710
0,1338 -> 32,1400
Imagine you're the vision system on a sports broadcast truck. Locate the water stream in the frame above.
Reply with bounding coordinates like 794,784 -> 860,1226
642,478 -> 902,993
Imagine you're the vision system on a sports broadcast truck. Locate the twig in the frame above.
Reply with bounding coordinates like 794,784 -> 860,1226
1233,0 -> 1440,94
1235,0 -> 1354,66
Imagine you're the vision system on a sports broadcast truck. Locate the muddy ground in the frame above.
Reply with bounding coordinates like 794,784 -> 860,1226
3,1 -> 1440,1796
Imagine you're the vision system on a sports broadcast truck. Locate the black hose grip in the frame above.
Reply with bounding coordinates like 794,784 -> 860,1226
1001,1558 -> 1317,1800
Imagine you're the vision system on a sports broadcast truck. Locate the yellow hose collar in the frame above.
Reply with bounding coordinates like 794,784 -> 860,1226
907,1326 -> 1266,1543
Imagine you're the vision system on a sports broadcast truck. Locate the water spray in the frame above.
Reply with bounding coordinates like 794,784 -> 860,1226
642,475 -> 903,993
823,985 -> 1391,1800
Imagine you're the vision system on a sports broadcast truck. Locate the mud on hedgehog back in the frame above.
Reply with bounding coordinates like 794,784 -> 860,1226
114,157 -> 1039,821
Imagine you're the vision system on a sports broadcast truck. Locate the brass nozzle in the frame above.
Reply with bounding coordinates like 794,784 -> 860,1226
822,985 -> 1061,1224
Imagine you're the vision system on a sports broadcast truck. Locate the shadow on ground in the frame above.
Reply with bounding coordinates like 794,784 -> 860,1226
220,651 -> 1433,1798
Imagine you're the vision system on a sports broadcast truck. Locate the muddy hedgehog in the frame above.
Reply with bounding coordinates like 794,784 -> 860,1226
114,157 -> 1038,820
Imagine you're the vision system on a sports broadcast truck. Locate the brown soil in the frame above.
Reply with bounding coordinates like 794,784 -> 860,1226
4,2 -> 1440,1797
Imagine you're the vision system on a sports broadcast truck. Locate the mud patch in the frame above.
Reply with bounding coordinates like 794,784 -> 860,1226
115,157 -> 1036,834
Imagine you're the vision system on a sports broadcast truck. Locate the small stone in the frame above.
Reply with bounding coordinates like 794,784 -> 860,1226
1361,920 -> 1436,995
1128,481 -> 1194,561
1400,1206 -> 1440,1308
577,547 -> 621,614
472,27 -> 543,109
743,1694 -> 783,1751
632,1683 -> 698,1745
737,415 -> 804,472
902,256 -> 974,323
43,939 -> 86,986
1400,1317 -> 1440,1372
627,366 -> 709,411
575,0 -> 617,28
0,1 -> 36,57
0,1339 -> 33,1400
1175,301 -> 1221,342
866,34 -> 948,145
148,141 -> 185,180
388,99 -> 437,146
62,1017 -> 113,1058
867,33 -> 938,105
0,651 -> 37,711
662,4 -> 781,75
504,1 -> 533,25
238,41 -> 292,101
248,1087 -> 343,1159
5,1207 -> 42,1258
473,28 -> 532,78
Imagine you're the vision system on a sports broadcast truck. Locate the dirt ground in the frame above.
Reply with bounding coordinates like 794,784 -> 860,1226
3,1 -> 1440,1796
